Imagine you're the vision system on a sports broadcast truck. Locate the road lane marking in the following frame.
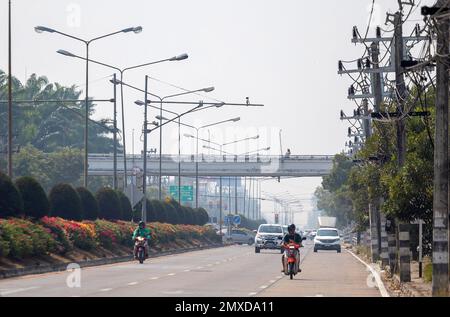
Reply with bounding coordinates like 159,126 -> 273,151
100,288 -> 113,292
168,273 -> 176,276
260,285 -> 268,289
0,286 -> 39,296
346,249 -> 390,297
269,280 -> 276,283
150,277 -> 159,280
184,269 -> 191,272
248,292 -> 258,296
127,282 -> 138,286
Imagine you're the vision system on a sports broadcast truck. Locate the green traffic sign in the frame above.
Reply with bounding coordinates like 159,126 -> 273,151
169,186 -> 194,201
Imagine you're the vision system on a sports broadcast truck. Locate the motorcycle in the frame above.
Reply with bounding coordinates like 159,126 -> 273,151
135,236 -> 147,264
284,243 -> 301,280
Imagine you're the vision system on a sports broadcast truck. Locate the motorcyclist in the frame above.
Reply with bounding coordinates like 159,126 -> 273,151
132,221 -> 151,259
281,224 -> 302,273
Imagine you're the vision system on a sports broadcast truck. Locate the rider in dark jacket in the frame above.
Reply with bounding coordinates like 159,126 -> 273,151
281,224 -> 302,273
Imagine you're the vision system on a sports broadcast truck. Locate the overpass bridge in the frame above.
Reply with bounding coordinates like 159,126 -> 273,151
88,154 -> 334,178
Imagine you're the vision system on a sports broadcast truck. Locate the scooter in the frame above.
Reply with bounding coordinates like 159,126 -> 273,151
135,236 -> 147,264
284,243 -> 301,280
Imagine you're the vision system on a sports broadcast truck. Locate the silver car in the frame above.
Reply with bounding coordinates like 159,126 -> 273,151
255,224 -> 284,253
224,229 -> 255,245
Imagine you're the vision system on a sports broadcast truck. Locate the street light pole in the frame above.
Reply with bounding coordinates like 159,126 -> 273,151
142,75 -> 149,223
36,25 -> 142,188
112,73 -> 118,189
55,52 -> 187,189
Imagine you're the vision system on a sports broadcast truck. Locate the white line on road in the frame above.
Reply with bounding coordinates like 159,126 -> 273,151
0,286 -> 39,296
168,273 -> 176,276
184,269 -> 191,272
248,292 -> 258,296
100,288 -> 113,292
269,280 -> 276,283
150,277 -> 159,280
260,285 -> 268,289
127,282 -> 138,286
346,249 -> 390,297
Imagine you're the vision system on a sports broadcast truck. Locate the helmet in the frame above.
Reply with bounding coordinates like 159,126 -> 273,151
139,221 -> 145,228
288,224 -> 296,233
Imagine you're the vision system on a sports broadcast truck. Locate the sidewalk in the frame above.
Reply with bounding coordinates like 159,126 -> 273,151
348,244 -> 432,297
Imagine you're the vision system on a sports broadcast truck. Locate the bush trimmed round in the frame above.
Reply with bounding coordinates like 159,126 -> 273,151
0,171 -> 23,218
76,187 -> 99,220
116,190 -> 132,221
96,187 -> 122,221
49,183 -> 82,221
15,176 -> 49,219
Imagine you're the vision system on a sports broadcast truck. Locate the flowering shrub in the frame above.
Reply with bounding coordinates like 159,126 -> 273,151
93,220 -> 122,249
0,218 -> 56,258
40,216 -> 73,254
0,217 -> 220,259
40,217 -> 97,251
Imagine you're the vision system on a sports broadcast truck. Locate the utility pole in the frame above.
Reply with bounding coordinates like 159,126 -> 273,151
393,9 -> 411,283
431,0 -> 449,297
7,0 -> 13,178
370,41 -> 389,268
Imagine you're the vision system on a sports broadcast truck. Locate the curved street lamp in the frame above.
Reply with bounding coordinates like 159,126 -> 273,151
35,25 -> 142,187
55,51 -> 189,189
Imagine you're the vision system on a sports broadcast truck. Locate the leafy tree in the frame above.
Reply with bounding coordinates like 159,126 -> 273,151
0,171 -> 23,218
49,183 -> 82,221
0,70 -> 120,154
96,187 -> 122,221
15,176 -> 49,219
76,187 -> 99,220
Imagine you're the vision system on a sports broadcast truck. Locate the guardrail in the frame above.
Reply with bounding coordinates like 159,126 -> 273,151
89,154 -> 335,163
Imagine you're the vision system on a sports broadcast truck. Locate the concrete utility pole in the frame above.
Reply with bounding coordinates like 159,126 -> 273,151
393,10 -> 411,283
370,42 -> 389,268
432,0 -> 449,297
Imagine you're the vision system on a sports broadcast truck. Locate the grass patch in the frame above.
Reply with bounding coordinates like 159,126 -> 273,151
423,262 -> 432,282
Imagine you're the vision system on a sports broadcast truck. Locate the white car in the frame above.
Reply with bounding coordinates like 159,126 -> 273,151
254,224 -> 284,253
313,228 -> 341,253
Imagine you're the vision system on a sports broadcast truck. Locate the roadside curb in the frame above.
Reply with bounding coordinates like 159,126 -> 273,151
0,243 -> 225,280
346,249 -> 390,297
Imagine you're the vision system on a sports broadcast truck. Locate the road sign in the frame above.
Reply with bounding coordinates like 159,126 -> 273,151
233,215 -> 241,225
124,185 -> 144,208
224,215 -> 233,226
169,186 -> 194,202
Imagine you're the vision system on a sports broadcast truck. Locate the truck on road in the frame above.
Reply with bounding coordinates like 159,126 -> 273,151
318,216 -> 337,228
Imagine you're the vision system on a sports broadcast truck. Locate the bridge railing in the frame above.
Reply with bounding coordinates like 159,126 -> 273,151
88,154 -> 334,163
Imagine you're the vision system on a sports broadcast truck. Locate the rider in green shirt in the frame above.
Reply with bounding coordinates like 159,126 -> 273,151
133,221 -> 151,259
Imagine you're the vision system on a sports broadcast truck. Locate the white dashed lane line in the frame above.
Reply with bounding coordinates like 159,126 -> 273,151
127,282 -> 138,286
100,288 -> 113,292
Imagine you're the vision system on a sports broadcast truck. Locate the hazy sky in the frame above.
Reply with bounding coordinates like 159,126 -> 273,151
0,0 -> 433,225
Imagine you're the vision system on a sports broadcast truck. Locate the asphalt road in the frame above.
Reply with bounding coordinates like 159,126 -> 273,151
0,241 -> 381,297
